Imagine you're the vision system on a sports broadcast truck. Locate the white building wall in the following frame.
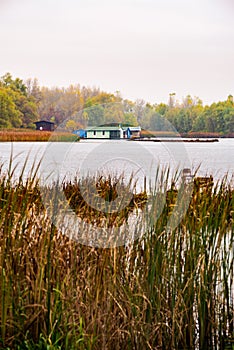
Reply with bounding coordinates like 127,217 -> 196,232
87,130 -> 110,139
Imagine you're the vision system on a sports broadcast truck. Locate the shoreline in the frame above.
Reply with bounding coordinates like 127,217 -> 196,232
0,129 -> 233,142
130,138 -> 219,142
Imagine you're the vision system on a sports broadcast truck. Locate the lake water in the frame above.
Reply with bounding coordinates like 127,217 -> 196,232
0,138 -> 233,189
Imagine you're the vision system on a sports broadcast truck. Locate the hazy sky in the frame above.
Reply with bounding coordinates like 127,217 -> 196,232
0,0 -> 233,105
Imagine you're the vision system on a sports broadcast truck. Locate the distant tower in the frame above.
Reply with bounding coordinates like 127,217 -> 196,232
168,92 -> 176,108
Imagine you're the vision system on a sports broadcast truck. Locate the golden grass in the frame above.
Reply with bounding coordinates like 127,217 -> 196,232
63,176 -> 147,228
0,129 -> 79,142
0,163 -> 233,349
140,129 -> 178,138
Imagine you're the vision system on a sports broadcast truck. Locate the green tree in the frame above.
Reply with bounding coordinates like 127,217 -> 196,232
123,112 -> 138,126
0,72 -> 27,95
86,105 -> 105,126
154,103 -> 168,116
84,92 -> 117,108
192,115 -> 206,132
0,73 -> 39,128
149,113 -> 166,131
0,87 -> 22,128
225,112 -> 234,134
18,96 -> 39,127
104,104 -> 124,124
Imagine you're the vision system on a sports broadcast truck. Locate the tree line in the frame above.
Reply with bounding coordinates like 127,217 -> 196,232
0,72 -> 233,135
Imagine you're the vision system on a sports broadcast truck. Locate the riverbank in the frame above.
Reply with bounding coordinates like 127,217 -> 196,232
0,129 -> 79,142
140,130 -> 234,139
0,129 -> 233,142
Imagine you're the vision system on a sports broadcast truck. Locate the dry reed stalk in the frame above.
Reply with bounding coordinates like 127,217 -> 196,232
0,162 -> 233,349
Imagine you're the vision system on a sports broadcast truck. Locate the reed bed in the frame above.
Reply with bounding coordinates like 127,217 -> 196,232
62,175 -> 147,228
140,130 -> 179,138
0,162 -> 233,349
0,130 -> 79,142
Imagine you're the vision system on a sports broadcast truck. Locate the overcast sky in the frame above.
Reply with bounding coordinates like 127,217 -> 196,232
0,0 -> 233,105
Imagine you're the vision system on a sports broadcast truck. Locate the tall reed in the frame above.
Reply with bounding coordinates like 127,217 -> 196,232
0,130 -> 79,142
0,161 -> 233,349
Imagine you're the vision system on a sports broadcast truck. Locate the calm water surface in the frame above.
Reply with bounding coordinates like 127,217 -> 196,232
0,139 -> 233,187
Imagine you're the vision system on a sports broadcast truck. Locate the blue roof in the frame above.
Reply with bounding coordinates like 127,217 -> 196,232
127,126 -> 141,131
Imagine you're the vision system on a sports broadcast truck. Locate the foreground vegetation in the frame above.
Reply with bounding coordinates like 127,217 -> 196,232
0,163 -> 233,349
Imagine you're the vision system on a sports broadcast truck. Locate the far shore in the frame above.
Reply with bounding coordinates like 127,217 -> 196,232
0,129 -> 233,142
